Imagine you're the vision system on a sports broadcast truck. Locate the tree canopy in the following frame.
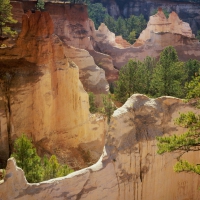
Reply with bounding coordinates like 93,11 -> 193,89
113,46 -> 200,103
0,0 -> 16,37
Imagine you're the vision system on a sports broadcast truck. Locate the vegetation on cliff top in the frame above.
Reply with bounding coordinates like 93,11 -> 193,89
0,0 -> 16,37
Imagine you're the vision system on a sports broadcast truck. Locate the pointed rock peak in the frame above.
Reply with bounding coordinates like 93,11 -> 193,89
154,7 -> 167,20
168,11 -> 181,23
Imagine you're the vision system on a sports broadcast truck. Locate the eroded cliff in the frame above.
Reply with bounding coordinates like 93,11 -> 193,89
1,94 -> 200,200
92,0 -> 200,34
0,10 -> 106,169
94,9 -> 200,69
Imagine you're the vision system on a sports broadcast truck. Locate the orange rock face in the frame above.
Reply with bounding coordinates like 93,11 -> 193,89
115,36 -> 131,48
0,11 -> 106,169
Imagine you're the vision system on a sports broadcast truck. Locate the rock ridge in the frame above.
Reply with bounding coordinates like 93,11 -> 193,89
1,94 -> 200,200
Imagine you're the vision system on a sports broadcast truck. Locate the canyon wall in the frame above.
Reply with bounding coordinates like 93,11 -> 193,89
94,9 -> 200,69
1,94 -> 200,200
92,0 -> 200,34
11,1 -> 118,85
0,10 -> 106,169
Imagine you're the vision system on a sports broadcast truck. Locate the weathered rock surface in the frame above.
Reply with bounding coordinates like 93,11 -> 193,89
1,94 -> 200,199
94,9 -> 200,69
0,11 -> 106,169
134,8 -> 194,47
10,1 -> 118,85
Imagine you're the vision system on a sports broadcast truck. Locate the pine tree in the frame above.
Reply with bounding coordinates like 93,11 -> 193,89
104,15 -> 116,33
185,74 -> 200,99
11,134 -> 43,183
157,111 -> 200,175
12,135 -> 74,182
0,0 -> 17,37
88,92 -> 98,113
128,30 -> 136,44
150,46 -> 186,97
36,0 -> 45,11
100,94 -> 116,123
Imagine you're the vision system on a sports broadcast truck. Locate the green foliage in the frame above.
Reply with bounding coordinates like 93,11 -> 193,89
196,30 -> 200,41
128,30 -> 136,44
84,1 -> 146,42
184,59 -> 200,82
185,75 -> 200,99
157,111 -> 200,175
42,155 -> 73,180
104,15 -> 116,33
151,8 -> 170,18
85,0 -> 107,29
174,160 -> 200,175
88,92 -> 98,113
11,134 -> 73,183
0,0 -> 17,36
99,94 -> 116,123
11,134 -> 43,183
150,46 -> 186,98
109,82 -> 114,94
114,56 -> 156,103
113,46 -> 200,102
36,0 -> 45,10
126,14 -> 147,39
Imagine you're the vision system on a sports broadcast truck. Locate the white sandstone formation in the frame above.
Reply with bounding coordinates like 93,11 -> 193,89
1,94 -> 200,200
134,8 -> 194,47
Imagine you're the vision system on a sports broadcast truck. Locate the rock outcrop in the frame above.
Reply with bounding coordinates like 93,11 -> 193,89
134,8 -> 194,47
10,1 -> 118,86
1,94 -> 200,199
94,9 -> 200,69
0,11 -> 106,169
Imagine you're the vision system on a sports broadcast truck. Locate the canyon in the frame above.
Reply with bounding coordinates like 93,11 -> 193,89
0,1 -> 200,200
1,94 -> 200,199
92,0 -> 200,34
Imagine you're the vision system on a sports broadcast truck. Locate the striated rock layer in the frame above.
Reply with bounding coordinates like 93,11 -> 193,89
10,1 -> 118,85
94,9 -> 200,69
1,94 -> 200,199
0,11 -> 106,169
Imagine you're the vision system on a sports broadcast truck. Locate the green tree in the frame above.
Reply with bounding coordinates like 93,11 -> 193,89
114,59 -> 137,103
36,0 -> 45,10
88,92 -> 98,113
184,59 -> 200,82
150,46 -> 186,97
0,0 -> 17,37
115,17 -> 128,40
128,30 -> 136,44
85,1 -> 107,29
99,94 -> 116,123
196,30 -> 200,41
12,135 -> 74,182
151,8 -> 170,18
157,111 -> 200,175
185,74 -> 200,99
126,14 -> 146,39
11,134 -> 43,183
104,14 -> 116,33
